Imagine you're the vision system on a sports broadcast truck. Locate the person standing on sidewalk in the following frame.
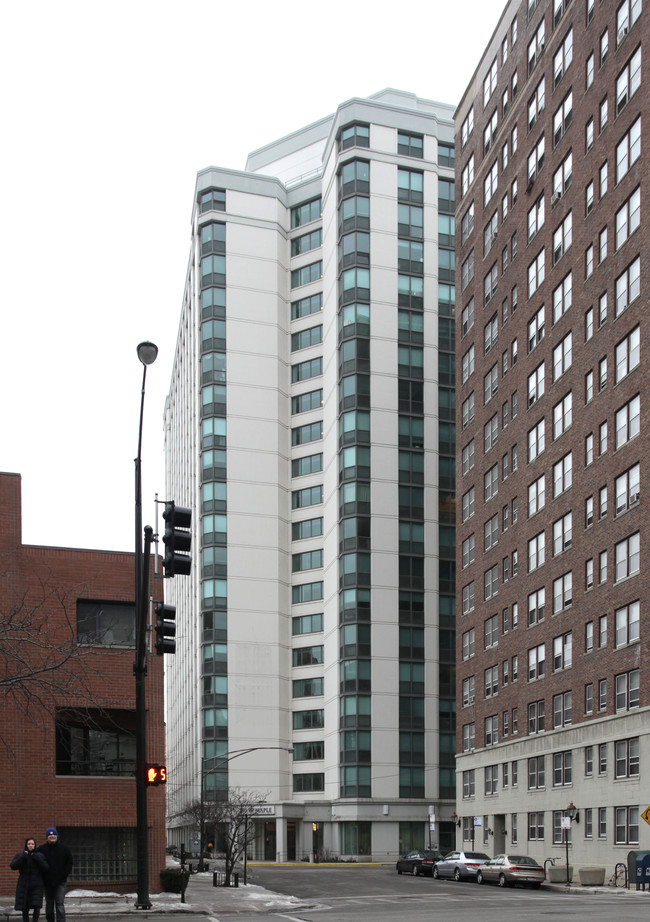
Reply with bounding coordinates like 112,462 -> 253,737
36,828 -> 73,922
10,836 -> 49,922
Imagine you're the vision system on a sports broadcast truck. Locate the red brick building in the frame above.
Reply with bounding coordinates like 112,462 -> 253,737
0,472 -> 166,895
455,0 -> 648,871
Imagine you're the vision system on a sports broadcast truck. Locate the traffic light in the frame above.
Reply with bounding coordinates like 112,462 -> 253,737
146,764 -> 167,786
162,502 -> 192,577
154,602 -> 176,655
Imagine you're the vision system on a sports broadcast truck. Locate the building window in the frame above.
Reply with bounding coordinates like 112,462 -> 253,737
615,256 -> 641,316
553,751 -> 572,786
616,46 -> 641,114
615,187 -> 641,249
398,131 -> 423,158
76,601 -> 135,647
528,700 -> 545,735
615,807 -> 639,845
616,668 -> 640,711
528,755 -> 545,789
528,643 -> 545,680
291,198 -> 321,228
55,709 -> 135,776
338,123 -> 370,151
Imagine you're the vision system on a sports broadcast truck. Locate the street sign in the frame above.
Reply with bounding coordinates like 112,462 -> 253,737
642,805 -> 650,827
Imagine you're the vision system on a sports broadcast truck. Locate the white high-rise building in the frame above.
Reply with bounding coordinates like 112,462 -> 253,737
164,89 -> 458,861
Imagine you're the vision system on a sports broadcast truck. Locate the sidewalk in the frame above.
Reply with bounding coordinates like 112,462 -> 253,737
0,869 -> 317,919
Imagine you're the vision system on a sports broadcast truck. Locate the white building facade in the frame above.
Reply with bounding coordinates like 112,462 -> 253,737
164,89 -> 458,861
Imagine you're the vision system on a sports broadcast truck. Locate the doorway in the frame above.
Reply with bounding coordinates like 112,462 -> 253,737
264,821 -> 276,860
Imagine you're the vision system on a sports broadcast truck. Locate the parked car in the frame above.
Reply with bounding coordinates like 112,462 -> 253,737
476,854 -> 545,888
396,849 -> 441,876
432,850 -> 491,881
420,851 -> 444,876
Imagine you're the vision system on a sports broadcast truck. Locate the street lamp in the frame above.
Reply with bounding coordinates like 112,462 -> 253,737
564,801 -> 579,885
134,341 -> 158,910
201,746 -> 294,882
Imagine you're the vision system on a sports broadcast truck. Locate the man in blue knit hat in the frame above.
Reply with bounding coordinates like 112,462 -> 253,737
36,829 -> 73,922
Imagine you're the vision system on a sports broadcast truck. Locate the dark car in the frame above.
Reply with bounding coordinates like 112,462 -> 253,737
476,854 -> 545,888
433,850 -> 491,881
396,849 -> 441,876
420,851 -> 444,875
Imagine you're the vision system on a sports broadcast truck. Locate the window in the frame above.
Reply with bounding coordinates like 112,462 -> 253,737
462,392 -> 475,429
483,57 -> 498,107
484,665 -> 498,697
528,474 -> 546,516
600,615 -> 608,649
292,292 -> 323,320
615,807 -> 639,845
484,565 -> 499,600
292,644 -> 324,666
484,514 -> 499,551
462,628 -> 476,661
528,19 -> 546,76
553,91 -> 573,146
528,135 -> 545,182
528,531 -> 545,572
528,78 -> 546,128
291,261 -> 322,289
616,326 -> 640,385
462,440 -> 475,476
528,305 -> 545,352
553,632 -> 572,671
615,463 -> 640,513
616,738 -> 640,779
461,155 -> 475,197
77,601 -> 135,647
292,517 -> 323,541
528,418 -> 545,461
553,511 -> 572,555
398,131 -> 423,158
553,751 -> 573,787
292,421 -> 323,446
615,394 -> 640,448
553,212 -> 573,264
616,601 -> 640,647
615,256 -> 641,316
462,487 -> 475,523
462,534 -> 476,568
552,273 -> 572,327
484,161 -> 498,206
615,532 -> 640,581
600,160 -> 608,198
462,344 -> 475,383
461,202 -> 475,243
291,198 -> 321,228
528,643 -> 545,680
462,582 -> 475,615
600,486 -> 608,518
528,194 -> 545,241
586,623 -> 594,654
554,29 -> 573,86
528,755 -> 545,788
528,249 -> 545,297
586,496 -> 594,527
485,714 -> 499,745
484,370 -> 498,411
600,97 -> 608,131
553,452 -> 572,497
616,668 -> 640,711
553,572 -> 573,613
462,769 -> 476,797
462,723 -> 476,752
553,691 -> 572,728
485,464 -> 498,501
616,46 -> 642,114
585,370 -> 594,403
553,153 -> 572,204
292,485 -> 323,509
484,110 -> 498,154
462,675 -> 476,706
339,123 -> 369,151
553,392 -> 572,439
528,587 -> 546,625
585,432 -> 594,466
615,187 -> 640,248
601,28 -> 609,64
528,361 -> 545,407
485,764 -> 499,796
586,683 -> 593,713
293,677 -> 324,697
292,549 -> 323,572
461,108 -> 474,149
586,53 -> 595,89
461,298 -> 475,336
293,613 -> 323,636
529,812 -> 545,840
292,389 -> 323,415
553,333 -> 572,380
461,251 -> 474,290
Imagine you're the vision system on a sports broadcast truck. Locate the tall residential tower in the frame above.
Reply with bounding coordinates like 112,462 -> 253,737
164,89 -> 458,860
455,0 -> 648,868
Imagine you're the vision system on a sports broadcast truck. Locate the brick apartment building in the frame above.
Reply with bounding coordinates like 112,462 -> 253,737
0,472 -> 166,895
455,0 -> 648,869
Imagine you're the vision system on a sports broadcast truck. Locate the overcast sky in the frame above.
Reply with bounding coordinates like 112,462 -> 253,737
1,0 -> 505,553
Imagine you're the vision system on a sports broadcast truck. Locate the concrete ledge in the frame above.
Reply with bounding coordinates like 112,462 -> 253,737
579,866 -> 606,886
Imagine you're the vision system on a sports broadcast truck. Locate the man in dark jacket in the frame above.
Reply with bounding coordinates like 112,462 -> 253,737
36,829 -> 73,922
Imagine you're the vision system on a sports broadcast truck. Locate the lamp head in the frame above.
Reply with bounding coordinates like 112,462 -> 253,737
137,341 -> 158,366
567,802 -> 578,821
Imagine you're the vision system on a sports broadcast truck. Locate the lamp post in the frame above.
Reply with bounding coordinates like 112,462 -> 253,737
564,801 -> 578,885
202,745 -> 294,882
134,341 -> 158,910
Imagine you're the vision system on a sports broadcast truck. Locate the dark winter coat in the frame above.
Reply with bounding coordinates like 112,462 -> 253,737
36,840 -> 73,887
10,846 -> 48,911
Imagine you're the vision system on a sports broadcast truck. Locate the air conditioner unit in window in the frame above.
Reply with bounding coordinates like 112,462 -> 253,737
629,491 -> 640,505
552,191 -> 561,205
468,695 -> 475,705
618,25 -> 629,43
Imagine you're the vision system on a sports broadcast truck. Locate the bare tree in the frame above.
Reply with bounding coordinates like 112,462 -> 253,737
182,789 -> 269,879
0,565 -> 128,725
